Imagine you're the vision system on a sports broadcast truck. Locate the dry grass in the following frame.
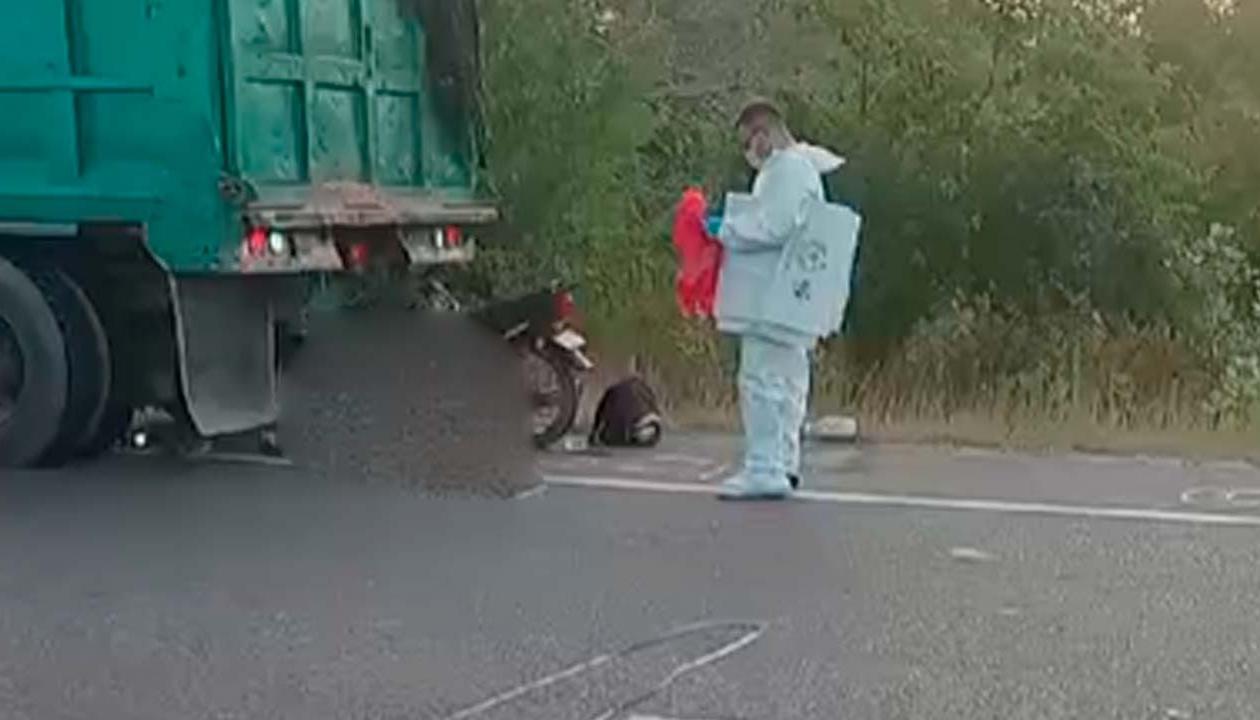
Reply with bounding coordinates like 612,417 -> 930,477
857,413 -> 1260,463
582,300 -> 1260,463
656,401 -> 1260,463
589,355 -> 1258,464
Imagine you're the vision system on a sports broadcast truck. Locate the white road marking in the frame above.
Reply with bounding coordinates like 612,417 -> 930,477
589,622 -> 765,720
513,484 -> 549,500
441,620 -> 765,720
545,475 -> 1260,528
1181,486 -> 1225,506
442,653 -> 616,720
1225,488 -> 1260,508
1181,485 -> 1260,509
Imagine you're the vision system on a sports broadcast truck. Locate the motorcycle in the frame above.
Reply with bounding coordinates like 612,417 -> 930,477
469,282 -> 593,449
278,274 -> 592,451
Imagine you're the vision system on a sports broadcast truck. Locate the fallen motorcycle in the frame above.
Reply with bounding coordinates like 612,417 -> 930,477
470,282 -> 593,449
277,274 -> 593,451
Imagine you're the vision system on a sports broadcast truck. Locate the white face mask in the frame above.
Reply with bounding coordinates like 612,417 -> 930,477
742,126 -> 771,170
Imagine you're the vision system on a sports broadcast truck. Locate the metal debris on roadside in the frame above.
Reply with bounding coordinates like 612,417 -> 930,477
805,415 -> 859,443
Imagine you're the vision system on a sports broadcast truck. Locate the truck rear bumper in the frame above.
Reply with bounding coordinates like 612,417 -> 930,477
236,227 -> 478,274
243,184 -> 498,232
233,185 -> 496,274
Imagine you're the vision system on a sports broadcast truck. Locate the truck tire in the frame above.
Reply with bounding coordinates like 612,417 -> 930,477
0,257 -> 69,468
29,268 -> 111,466
71,274 -> 131,460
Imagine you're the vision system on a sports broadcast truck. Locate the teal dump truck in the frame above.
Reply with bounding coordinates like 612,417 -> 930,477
0,0 -> 495,467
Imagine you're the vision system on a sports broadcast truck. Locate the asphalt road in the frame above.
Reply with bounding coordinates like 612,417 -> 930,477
3,438 -> 1260,719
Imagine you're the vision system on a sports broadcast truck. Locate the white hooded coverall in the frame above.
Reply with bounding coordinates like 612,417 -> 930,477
715,144 -> 859,497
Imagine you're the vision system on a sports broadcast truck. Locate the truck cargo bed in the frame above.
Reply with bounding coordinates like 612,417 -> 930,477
0,0 -> 488,271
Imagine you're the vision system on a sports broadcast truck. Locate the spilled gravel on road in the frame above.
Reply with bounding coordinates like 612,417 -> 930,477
280,308 -> 540,496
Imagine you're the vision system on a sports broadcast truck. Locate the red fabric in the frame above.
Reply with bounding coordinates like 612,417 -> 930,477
672,187 -> 722,318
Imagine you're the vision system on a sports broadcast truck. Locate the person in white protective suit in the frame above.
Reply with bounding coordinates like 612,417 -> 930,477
711,100 -> 861,500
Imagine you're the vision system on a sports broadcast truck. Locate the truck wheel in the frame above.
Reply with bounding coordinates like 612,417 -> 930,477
29,268 -> 111,466
0,257 -> 69,468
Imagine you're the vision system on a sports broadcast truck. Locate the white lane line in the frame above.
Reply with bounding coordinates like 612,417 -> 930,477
544,475 -> 1260,528
441,620 -> 764,720
513,484 -> 549,500
591,622 -> 766,720
442,653 -> 616,720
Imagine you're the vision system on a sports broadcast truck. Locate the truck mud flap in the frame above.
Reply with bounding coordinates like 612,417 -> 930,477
171,276 -> 280,437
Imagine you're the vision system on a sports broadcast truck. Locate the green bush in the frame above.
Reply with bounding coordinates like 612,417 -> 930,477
474,0 -> 1260,431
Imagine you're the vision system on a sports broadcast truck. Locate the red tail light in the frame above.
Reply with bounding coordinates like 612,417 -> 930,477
246,226 -> 268,257
444,225 -> 463,247
554,291 -> 577,322
348,242 -> 370,268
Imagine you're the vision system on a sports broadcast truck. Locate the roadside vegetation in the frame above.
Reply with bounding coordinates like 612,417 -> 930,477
471,0 -> 1260,452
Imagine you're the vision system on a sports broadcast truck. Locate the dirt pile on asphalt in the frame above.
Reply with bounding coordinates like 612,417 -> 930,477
279,308 -> 539,496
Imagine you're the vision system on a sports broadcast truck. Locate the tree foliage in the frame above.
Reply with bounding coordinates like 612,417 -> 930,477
476,0 -> 1260,426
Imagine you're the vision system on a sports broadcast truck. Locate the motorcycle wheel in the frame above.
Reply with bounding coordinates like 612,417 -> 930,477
524,346 -> 578,450
637,419 -> 663,448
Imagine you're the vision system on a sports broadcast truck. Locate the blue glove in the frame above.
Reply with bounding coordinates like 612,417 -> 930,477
705,213 -> 723,237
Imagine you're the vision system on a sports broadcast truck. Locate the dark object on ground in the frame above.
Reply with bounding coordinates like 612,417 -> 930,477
279,308 -> 538,496
589,377 -> 663,448
788,473 -> 800,490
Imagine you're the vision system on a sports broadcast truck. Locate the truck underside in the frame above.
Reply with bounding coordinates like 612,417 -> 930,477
0,217 -> 487,468
1,227 -> 178,466
0,0 -> 495,468
0,225 -> 300,467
